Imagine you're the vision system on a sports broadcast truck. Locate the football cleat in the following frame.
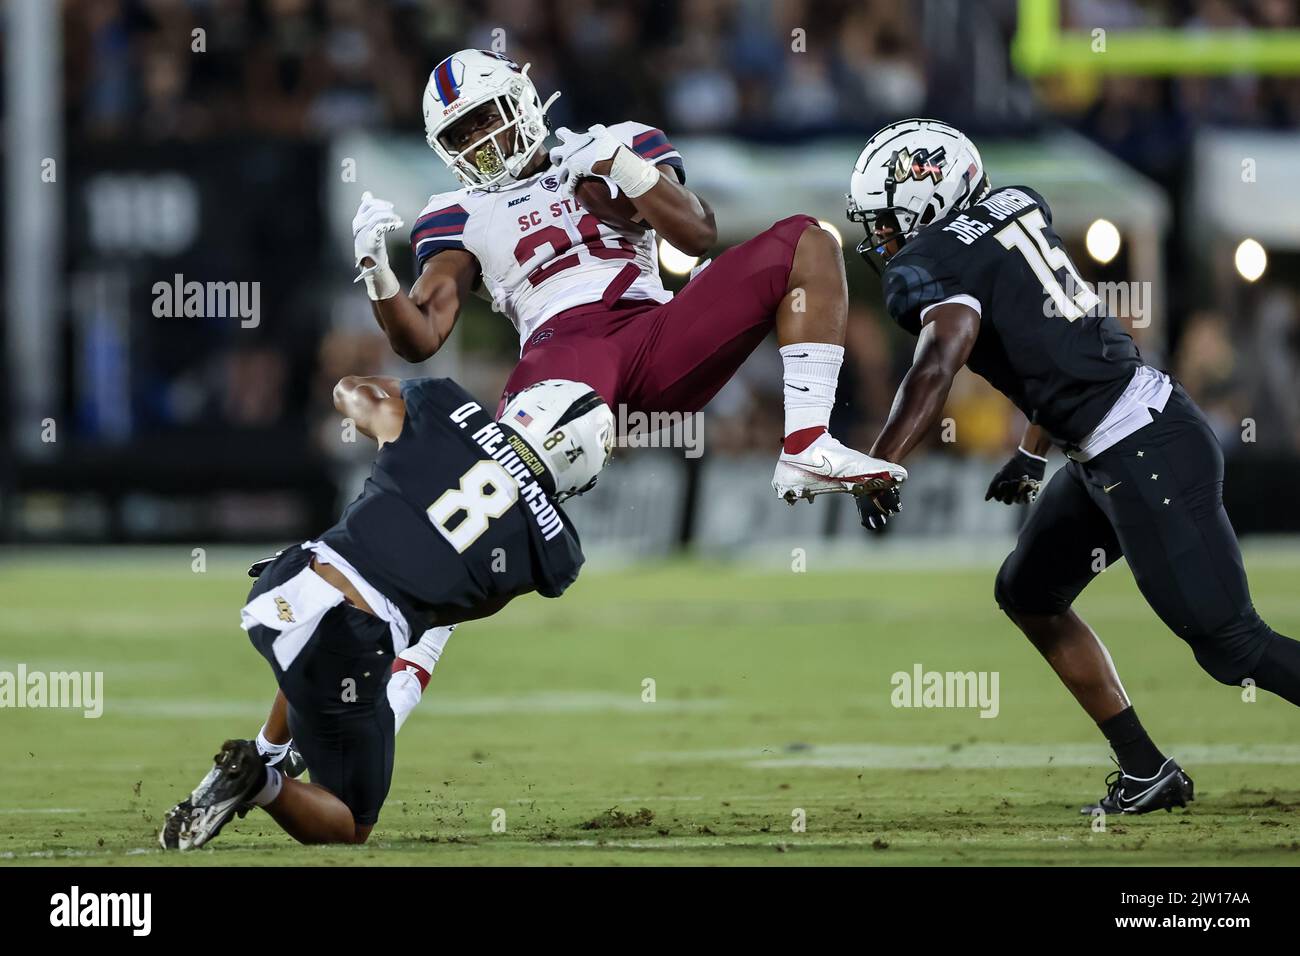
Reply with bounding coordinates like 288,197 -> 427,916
1080,758 -> 1194,816
772,432 -> 907,504
158,797 -> 193,850
175,739 -> 267,850
266,746 -> 307,779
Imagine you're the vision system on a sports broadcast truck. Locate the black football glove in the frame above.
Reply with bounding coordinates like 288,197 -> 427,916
984,448 -> 1047,505
857,485 -> 902,532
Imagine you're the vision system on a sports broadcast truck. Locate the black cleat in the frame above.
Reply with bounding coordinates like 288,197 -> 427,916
1081,758 -> 1194,816
265,746 -> 306,779
158,797 -> 192,850
177,739 -> 266,850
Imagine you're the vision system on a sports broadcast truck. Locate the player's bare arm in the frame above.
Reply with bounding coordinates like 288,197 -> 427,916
869,302 -> 980,464
352,189 -> 481,362
332,375 -> 406,446
1019,422 -> 1052,458
378,250 -> 478,362
598,157 -> 717,255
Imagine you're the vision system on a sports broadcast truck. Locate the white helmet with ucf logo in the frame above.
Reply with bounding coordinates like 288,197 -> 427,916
500,380 -> 614,502
846,118 -> 989,269
423,49 -> 560,191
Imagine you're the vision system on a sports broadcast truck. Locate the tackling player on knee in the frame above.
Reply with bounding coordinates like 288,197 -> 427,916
161,377 -> 613,849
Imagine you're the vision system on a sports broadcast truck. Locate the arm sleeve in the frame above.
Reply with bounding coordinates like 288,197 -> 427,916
882,251 -> 968,336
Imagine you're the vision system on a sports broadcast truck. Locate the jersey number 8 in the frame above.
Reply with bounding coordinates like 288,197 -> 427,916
427,460 -> 518,553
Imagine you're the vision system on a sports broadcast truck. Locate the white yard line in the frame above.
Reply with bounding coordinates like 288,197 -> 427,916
0,807 -> 86,814
636,742 -> 1300,769
111,692 -> 726,720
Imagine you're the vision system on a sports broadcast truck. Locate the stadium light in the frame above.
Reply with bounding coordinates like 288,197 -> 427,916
658,239 -> 699,276
817,220 -> 844,248
1234,238 -> 1267,283
1085,219 -> 1121,265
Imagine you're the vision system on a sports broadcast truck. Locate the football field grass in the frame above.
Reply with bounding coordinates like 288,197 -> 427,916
2,545 -> 1298,866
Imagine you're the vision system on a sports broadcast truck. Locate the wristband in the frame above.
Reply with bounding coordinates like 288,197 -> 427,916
1017,445 -> 1048,464
608,145 -> 661,199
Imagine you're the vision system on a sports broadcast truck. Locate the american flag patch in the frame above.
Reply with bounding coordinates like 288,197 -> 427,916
514,409 -> 533,427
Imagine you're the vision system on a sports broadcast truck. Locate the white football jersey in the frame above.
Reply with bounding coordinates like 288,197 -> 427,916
410,121 -> 685,350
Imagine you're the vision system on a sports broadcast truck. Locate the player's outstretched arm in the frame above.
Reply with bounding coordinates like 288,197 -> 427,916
370,250 -> 478,363
353,191 -> 479,363
869,302 -> 980,464
333,375 -> 406,447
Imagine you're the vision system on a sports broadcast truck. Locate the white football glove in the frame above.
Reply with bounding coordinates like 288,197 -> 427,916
549,125 -> 660,201
549,125 -> 620,196
352,191 -> 403,299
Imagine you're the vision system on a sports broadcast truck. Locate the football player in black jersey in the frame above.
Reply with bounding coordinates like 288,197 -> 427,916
846,118 -> 1300,815
161,376 -> 613,849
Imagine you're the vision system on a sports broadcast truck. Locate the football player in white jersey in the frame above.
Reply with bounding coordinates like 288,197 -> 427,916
352,49 -> 906,506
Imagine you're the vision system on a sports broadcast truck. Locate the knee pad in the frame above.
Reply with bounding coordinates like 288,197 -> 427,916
1188,611 -> 1273,686
994,553 -> 1073,618
994,556 -> 1034,617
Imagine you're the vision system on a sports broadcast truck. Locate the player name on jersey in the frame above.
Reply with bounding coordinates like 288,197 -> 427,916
941,188 -> 1037,245
451,401 -> 566,542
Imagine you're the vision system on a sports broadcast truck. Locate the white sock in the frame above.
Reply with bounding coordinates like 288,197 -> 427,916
251,766 -> 283,807
780,343 -> 843,437
402,625 -> 455,673
388,625 -> 456,734
255,726 -> 290,761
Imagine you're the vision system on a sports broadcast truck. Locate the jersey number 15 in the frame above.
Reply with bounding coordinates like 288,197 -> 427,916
994,209 -> 1099,321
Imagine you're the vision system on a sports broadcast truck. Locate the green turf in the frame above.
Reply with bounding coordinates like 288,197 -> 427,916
2,546 -> 1299,866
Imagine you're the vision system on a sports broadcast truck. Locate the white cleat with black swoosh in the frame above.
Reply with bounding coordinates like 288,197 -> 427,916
772,432 -> 908,504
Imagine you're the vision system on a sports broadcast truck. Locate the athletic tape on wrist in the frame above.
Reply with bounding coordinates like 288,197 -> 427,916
361,264 -> 400,301
609,146 -> 661,199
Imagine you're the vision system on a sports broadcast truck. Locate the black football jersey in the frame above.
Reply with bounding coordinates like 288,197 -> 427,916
319,378 -> 584,631
882,185 -> 1141,444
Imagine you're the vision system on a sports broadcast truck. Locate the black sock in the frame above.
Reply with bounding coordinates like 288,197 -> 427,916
1250,632 -> 1300,706
1098,706 -> 1166,778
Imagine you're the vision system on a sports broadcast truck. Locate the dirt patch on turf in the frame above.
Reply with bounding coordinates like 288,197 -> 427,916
579,807 -> 655,830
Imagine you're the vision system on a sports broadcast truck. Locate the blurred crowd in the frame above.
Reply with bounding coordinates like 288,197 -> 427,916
54,0 -> 1300,460
62,0 -> 1300,146
64,0 -> 930,142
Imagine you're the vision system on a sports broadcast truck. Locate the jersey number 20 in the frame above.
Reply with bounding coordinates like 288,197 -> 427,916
427,460 -> 517,553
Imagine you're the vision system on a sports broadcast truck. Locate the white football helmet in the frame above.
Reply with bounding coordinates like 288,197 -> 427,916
500,380 -> 614,502
423,49 -> 560,191
846,118 -> 989,271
